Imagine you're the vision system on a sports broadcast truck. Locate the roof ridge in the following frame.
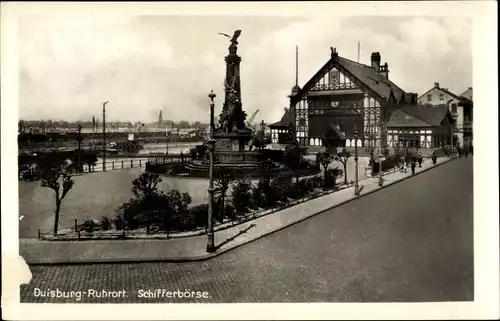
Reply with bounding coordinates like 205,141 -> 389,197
338,56 -> 372,68
402,108 -> 433,125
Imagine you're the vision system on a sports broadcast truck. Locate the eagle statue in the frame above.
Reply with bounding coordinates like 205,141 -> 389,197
217,29 -> 242,45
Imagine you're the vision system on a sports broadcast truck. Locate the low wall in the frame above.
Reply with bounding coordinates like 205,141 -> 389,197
146,161 -> 321,179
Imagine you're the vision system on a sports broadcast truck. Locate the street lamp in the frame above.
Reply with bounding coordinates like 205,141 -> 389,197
76,123 -> 83,173
378,135 -> 383,187
353,124 -> 360,196
102,101 -> 109,172
206,90 -> 217,253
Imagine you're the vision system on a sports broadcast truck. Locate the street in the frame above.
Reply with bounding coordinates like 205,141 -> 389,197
20,157 -> 473,303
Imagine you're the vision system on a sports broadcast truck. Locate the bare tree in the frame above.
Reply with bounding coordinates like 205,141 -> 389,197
335,148 -> 351,185
316,152 -> 334,187
40,165 -> 74,235
215,167 -> 233,220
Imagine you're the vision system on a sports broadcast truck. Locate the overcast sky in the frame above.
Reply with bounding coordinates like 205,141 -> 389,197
18,14 -> 472,123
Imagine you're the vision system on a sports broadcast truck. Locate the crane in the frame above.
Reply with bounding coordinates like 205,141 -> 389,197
246,109 -> 259,130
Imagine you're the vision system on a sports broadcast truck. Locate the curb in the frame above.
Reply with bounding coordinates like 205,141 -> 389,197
25,157 -> 458,266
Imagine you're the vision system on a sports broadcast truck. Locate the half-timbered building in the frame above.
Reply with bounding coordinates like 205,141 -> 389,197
272,48 -> 418,149
386,106 -> 455,148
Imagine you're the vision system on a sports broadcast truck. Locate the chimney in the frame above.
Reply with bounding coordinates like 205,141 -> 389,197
434,82 -> 440,88
379,62 -> 389,79
371,52 -> 381,71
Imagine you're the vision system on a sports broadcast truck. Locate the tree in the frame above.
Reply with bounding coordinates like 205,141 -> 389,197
215,168 -> 233,220
40,165 -> 74,235
131,172 -> 163,233
231,180 -> 252,216
334,148 -> 351,185
132,172 -> 162,200
284,141 -> 307,185
315,152 -> 334,187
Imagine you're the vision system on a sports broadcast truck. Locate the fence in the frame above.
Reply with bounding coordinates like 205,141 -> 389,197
82,155 -> 191,173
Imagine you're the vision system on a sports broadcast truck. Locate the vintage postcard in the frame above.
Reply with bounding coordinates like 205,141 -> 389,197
2,1 -> 498,320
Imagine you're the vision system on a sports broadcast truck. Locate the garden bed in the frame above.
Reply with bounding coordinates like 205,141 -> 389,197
39,181 -> 353,242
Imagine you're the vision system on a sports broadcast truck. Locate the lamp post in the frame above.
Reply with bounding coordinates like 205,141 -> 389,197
76,123 -> 83,173
206,90 -> 217,253
102,101 -> 109,172
353,124 -> 360,196
378,136 -> 383,187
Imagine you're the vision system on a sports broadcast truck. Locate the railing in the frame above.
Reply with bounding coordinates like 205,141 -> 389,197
82,156 -> 191,173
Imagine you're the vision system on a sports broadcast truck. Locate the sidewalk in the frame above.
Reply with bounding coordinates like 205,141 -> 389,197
19,157 -> 455,265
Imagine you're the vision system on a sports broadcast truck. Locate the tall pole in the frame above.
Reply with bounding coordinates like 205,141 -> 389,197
206,90 -> 217,253
353,124 -> 360,196
92,116 -> 95,150
77,123 -> 83,173
295,45 -> 299,87
102,101 -> 109,171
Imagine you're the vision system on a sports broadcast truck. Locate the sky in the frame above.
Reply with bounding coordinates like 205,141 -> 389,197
18,14 -> 472,124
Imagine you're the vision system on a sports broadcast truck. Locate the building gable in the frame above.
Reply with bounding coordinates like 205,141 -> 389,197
418,86 -> 459,106
388,109 -> 432,128
293,51 -> 408,106
309,65 -> 358,92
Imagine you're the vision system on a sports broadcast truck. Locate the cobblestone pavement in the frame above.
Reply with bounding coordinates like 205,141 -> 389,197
20,157 -> 473,303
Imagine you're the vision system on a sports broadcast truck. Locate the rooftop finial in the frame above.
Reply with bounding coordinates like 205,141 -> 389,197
330,47 -> 337,57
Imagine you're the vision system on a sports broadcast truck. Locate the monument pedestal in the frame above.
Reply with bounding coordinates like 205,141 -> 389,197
213,129 -> 262,164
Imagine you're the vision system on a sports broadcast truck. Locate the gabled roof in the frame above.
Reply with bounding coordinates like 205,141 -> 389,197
388,109 -> 432,128
293,51 -> 407,103
269,108 -> 294,128
418,86 -> 460,101
460,87 -> 473,101
337,56 -> 406,102
405,106 -> 451,126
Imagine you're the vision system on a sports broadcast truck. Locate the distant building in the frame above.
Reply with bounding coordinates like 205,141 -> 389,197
417,83 -> 473,146
269,108 -> 294,144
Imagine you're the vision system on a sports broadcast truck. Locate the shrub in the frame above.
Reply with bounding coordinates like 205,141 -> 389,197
116,198 -> 142,230
100,216 -> 111,231
306,176 -> 323,190
223,203 -> 237,222
112,215 -> 125,230
251,185 -> 267,209
232,180 -> 253,216
325,167 -> 343,189
270,175 -> 293,202
80,219 -> 96,233
189,204 -> 209,228
371,154 -> 400,174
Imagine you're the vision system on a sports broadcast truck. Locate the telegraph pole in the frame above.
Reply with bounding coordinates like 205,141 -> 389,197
102,101 -> 109,171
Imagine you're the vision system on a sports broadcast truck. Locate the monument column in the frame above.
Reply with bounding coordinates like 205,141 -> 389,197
224,44 -> 242,104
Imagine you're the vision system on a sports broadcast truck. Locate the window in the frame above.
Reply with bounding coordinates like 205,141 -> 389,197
439,94 -> 444,101
451,103 -> 457,114
427,95 -> 432,101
